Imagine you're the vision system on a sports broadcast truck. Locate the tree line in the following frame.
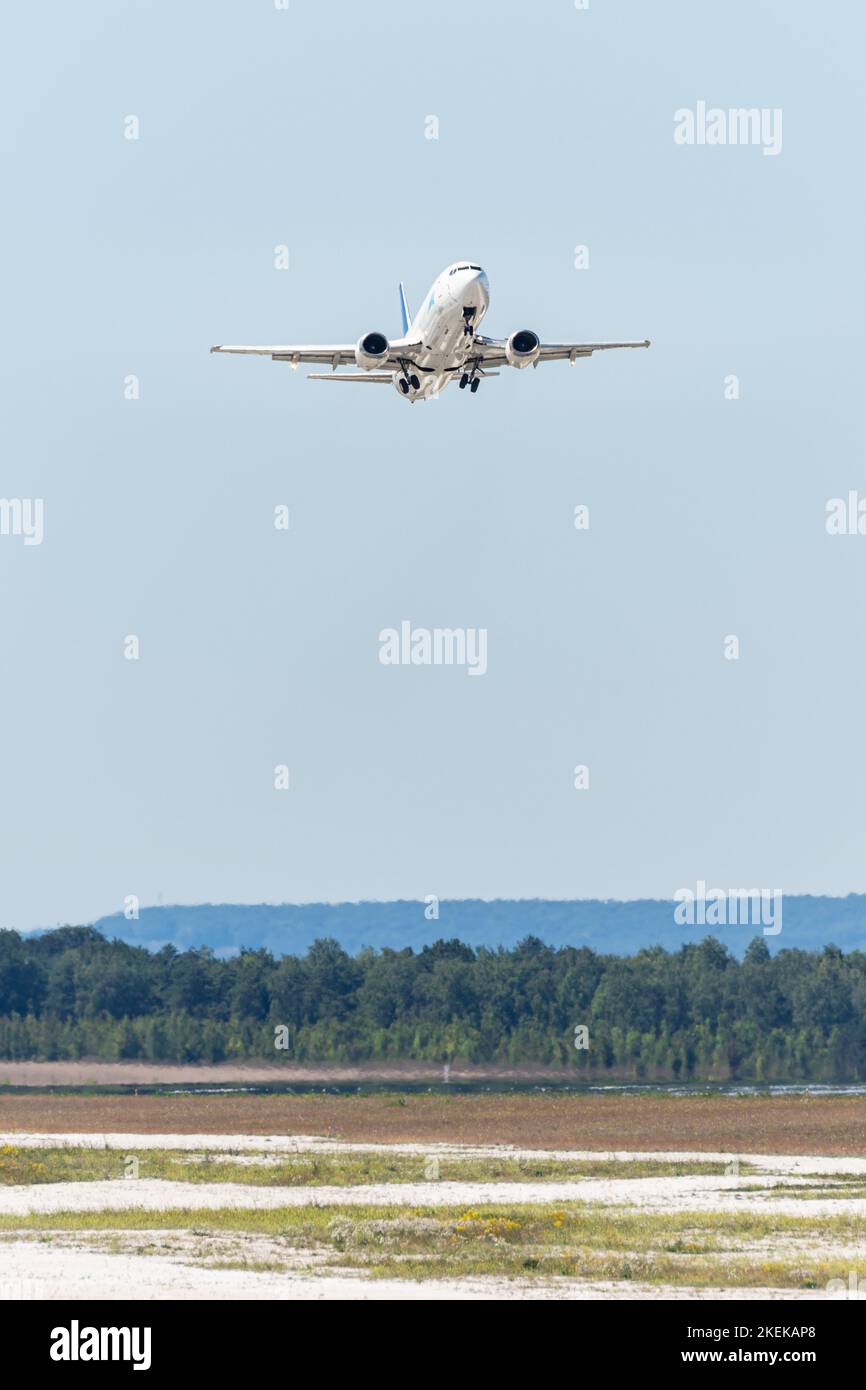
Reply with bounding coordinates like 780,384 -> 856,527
1,926 -> 865,1080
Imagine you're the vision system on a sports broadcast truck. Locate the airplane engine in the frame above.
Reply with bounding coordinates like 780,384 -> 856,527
505,329 -> 541,368
355,331 -> 390,370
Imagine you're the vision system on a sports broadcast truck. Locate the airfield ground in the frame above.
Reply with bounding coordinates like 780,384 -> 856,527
1,1090 -> 866,1155
1,1088 -> 864,1299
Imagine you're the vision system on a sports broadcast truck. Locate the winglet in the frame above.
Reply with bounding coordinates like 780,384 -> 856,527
398,282 -> 411,336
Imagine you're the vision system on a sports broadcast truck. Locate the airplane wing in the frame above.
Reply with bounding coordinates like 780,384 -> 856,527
469,336 -> 651,368
210,341 -> 421,369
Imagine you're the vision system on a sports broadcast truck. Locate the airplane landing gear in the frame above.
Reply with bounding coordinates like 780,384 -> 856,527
399,364 -> 420,392
470,377 -> 480,393
459,374 -> 469,389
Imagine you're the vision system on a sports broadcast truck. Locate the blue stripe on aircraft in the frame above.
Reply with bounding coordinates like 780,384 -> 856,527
399,282 -> 411,334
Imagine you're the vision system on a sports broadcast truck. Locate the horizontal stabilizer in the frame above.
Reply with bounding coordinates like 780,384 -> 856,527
307,373 -> 393,383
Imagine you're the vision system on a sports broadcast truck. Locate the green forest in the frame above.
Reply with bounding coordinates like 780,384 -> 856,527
1,927 -> 865,1081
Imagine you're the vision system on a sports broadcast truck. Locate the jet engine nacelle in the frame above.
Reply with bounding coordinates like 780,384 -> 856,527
355,331 -> 390,370
505,329 -> 541,368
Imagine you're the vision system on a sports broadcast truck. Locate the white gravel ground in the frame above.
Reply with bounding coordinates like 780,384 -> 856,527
1,1173 -> 864,1218
3,1134 -> 864,1299
0,1242 -> 832,1302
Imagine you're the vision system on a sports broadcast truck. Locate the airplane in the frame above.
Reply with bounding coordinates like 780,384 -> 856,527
210,261 -> 650,402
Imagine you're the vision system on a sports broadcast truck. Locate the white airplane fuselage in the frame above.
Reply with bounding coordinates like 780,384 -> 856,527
397,262 -> 490,400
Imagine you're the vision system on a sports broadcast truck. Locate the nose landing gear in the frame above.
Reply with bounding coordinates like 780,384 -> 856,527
399,365 -> 421,393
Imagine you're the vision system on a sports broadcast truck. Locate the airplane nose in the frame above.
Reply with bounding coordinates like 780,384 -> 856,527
466,269 -> 489,306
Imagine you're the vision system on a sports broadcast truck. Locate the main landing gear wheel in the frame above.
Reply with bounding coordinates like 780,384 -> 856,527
409,374 -> 420,390
459,374 -> 469,389
470,377 -> 480,393
399,378 -> 410,394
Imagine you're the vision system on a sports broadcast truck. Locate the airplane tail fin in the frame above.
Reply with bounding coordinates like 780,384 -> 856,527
398,282 -> 412,336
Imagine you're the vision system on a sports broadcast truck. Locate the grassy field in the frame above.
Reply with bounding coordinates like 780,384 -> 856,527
3,1090 -> 866,1153
0,1144 -> 760,1187
2,1201 -> 863,1288
4,1091 -> 864,1297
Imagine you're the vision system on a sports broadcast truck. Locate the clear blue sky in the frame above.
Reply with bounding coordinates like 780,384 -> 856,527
1,0 -> 864,931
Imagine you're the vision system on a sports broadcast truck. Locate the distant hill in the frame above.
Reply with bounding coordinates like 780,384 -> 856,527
59,896 -> 866,958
